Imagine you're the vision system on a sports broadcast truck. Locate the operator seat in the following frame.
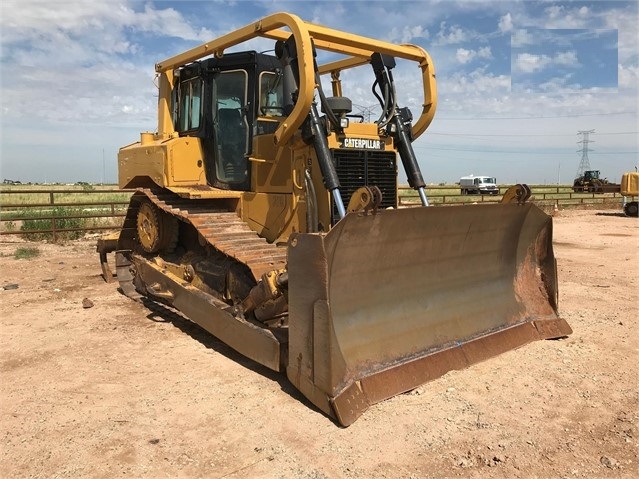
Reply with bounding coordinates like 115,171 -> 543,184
216,108 -> 247,182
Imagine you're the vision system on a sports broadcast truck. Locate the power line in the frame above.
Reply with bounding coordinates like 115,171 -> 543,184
435,111 -> 636,120
414,145 -> 637,155
427,131 -> 638,138
414,144 -> 573,154
587,151 -> 638,155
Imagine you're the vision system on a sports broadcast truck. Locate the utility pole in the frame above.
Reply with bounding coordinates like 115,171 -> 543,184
557,160 -> 560,185
575,129 -> 594,178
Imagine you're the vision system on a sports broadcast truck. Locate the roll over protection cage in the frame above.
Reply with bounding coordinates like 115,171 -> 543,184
153,12 -> 437,152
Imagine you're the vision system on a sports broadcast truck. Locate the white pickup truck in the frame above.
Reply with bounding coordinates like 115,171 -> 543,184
459,175 -> 499,195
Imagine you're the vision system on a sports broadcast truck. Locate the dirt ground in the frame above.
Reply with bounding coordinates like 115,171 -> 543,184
1,208 -> 637,479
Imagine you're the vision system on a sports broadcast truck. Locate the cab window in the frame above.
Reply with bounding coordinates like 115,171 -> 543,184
176,78 -> 202,132
259,71 -> 284,116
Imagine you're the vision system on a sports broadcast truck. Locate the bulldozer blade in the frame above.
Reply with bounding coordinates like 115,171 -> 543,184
286,203 -> 571,426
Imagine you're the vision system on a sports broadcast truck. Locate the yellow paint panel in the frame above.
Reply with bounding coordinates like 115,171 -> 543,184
252,136 -> 293,193
118,143 -> 166,188
621,172 -> 639,196
243,192 -> 299,243
168,137 -> 206,184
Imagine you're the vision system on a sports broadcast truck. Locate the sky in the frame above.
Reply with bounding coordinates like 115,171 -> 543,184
0,0 -> 637,185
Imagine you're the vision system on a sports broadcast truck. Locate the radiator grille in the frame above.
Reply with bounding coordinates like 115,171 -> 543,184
331,149 -> 397,224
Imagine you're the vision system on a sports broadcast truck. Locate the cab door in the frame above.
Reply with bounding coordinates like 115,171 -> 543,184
208,69 -> 250,190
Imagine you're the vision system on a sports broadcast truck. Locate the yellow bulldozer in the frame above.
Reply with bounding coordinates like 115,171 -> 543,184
98,13 -> 571,426
621,171 -> 639,217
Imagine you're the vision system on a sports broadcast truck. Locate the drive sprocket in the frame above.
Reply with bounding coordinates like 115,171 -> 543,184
136,201 -> 178,253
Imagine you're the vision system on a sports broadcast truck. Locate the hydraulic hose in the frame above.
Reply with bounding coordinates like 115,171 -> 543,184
393,112 -> 429,206
308,103 -> 346,219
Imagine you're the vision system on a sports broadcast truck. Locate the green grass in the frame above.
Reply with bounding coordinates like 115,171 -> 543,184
14,246 -> 40,259
0,184 -> 131,205
19,207 -> 85,241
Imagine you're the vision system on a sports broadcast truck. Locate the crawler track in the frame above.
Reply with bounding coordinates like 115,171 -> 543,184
117,188 -> 287,301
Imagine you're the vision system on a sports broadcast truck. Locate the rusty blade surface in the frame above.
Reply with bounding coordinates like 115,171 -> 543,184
286,203 -> 571,426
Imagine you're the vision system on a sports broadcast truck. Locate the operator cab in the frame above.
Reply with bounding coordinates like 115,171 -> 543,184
172,52 -> 284,191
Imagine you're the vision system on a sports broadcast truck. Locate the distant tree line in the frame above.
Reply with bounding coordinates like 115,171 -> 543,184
2,180 -> 103,187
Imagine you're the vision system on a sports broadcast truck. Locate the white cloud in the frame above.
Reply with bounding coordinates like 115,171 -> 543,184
456,48 -> 475,64
510,3 -> 615,32
0,1 -> 214,60
435,22 -> 467,45
477,46 -> 493,59
511,29 -> 534,47
554,51 -> 579,66
514,53 -> 551,73
133,3 -> 214,42
599,5 -> 638,64
498,13 -> 513,33
537,74 -> 580,92
545,5 -> 564,20
543,4 -> 591,28
618,64 -> 639,89
388,25 -> 429,44
455,46 -> 492,64
453,70 -> 509,94
0,0 -> 218,130
514,51 -> 580,74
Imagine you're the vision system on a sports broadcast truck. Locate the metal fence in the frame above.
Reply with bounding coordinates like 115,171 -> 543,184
0,186 -> 625,241
0,189 -> 132,241
398,185 -> 625,209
